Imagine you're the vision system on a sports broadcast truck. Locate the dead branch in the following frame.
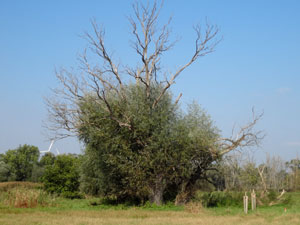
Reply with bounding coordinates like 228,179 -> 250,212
268,189 -> 286,206
219,109 -> 265,155
258,165 -> 267,194
152,21 -> 221,108
128,0 -> 175,98
175,93 -> 182,105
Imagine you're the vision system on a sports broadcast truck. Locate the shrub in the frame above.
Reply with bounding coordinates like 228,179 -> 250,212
196,190 -> 292,208
41,154 -> 82,198
258,190 -> 292,206
61,191 -> 84,199
195,191 -> 244,207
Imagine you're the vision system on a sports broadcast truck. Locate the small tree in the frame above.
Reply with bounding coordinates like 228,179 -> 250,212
42,154 -> 81,198
1,145 -> 40,181
31,152 -> 57,182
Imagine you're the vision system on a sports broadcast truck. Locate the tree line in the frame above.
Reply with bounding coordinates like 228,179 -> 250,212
215,152 -> 300,192
1,145 -> 299,202
0,145 -> 81,198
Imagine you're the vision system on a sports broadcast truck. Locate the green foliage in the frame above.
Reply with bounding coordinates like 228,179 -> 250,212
31,153 -> 57,183
140,201 -> 183,211
286,159 -> 300,191
30,164 -> 44,182
79,84 -> 219,204
196,190 -> 292,208
267,190 -> 277,202
257,190 -> 292,206
0,145 -> 40,182
0,160 -> 11,182
61,191 -> 84,199
196,191 -> 244,207
0,147 -> 56,183
39,152 -> 56,167
41,154 -> 81,198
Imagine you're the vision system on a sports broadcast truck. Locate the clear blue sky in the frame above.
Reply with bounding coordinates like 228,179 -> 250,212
1,0 -> 299,161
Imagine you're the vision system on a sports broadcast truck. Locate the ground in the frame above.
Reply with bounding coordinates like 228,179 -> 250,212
0,200 -> 300,225
1,183 -> 300,225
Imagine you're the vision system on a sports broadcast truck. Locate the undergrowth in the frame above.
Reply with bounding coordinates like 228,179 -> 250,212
0,182 -> 42,192
0,182 -> 53,208
195,191 -> 292,208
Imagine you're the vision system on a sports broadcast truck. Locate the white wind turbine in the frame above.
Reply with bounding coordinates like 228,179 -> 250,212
40,140 -> 60,155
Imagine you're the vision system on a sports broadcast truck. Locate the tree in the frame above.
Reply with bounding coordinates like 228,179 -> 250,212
78,86 -> 219,204
45,1 -> 263,205
220,152 -> 260,191
1,145 -> 40,181
0,158 -> 11,182
31,152 -> 57,182
39,152 -> 56,167
42,154 -> 81,198
286,158 -> 300,190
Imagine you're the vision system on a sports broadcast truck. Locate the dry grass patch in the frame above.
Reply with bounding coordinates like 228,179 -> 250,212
0,209 -> 300,225
0,182 -> 53,208
0,182 -> 42,192
1,187 -> 53,208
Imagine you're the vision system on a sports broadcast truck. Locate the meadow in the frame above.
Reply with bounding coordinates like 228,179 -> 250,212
1,182 -> 300,225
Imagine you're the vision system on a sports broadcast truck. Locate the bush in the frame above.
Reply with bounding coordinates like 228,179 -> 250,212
61,191 -> 84,199
258,190 -> 292,206
196,190 -> 292,208
195,191 -> 244,207
41,154 -> 82,198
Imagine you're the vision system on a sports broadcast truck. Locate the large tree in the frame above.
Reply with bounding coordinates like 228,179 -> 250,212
46,1 -> 263,205
78,84 -> 220,204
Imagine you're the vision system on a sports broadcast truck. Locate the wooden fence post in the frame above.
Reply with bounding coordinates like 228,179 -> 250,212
251,190 -> 256,211
243,192 -> 248,214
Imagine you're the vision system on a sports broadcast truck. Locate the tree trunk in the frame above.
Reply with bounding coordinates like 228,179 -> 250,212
148,176 -> 165,205
175,192 -> 189,206
175,183 -> 194,206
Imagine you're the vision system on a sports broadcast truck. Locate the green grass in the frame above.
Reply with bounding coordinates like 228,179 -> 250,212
1,183 -> 300,225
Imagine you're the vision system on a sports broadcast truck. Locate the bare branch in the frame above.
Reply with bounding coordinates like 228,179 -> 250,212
219,109 -> 265,155
258,164 -> 267,193
83,20 -> 124,91
152,22 -> 221,108
129,1 -> 178,98
175,93 -> 182,105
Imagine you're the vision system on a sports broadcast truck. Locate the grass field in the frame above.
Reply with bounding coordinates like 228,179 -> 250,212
1,205 -> 300,225
1,182 -> 300,225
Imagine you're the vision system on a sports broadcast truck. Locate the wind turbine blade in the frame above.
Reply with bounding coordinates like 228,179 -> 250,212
40,140 -> 55,154
48,140 -> 54,151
